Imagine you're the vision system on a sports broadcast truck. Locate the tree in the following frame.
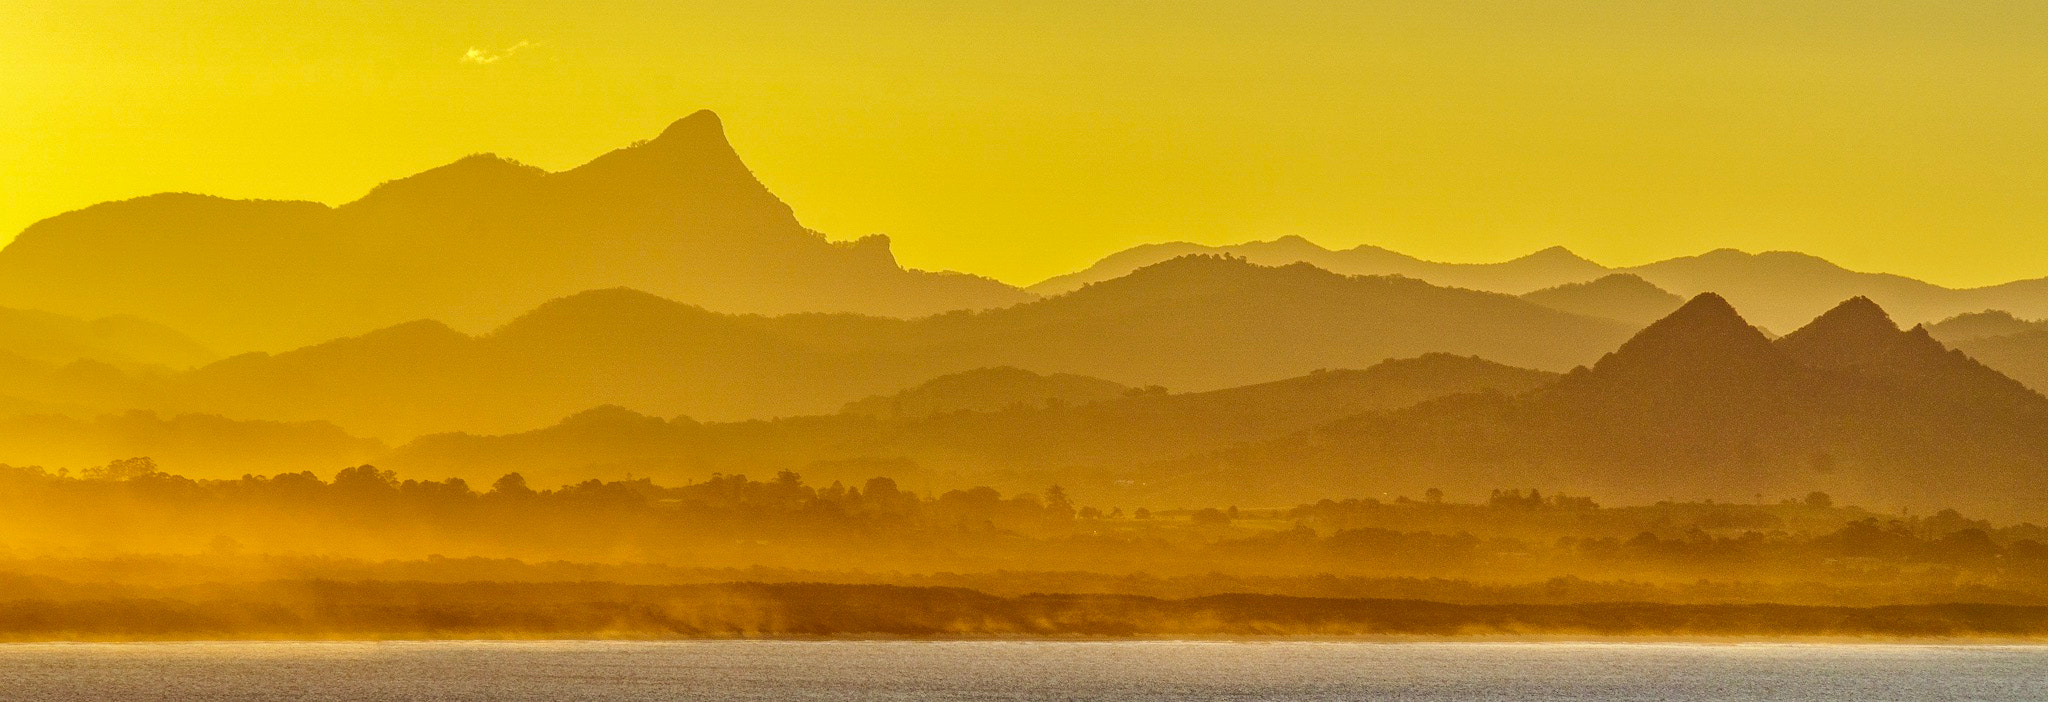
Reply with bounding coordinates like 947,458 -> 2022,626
490,473 -> 536,498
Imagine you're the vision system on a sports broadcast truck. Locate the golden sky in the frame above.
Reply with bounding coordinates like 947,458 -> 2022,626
5,1 -> 2047,287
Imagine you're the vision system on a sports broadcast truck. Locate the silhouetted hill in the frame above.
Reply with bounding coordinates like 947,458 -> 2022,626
1038,239 -> 2048,333
1520,274 -> 1683,326
1939,331 -> 2048,398
1925,311 -> 2048,396
1156,295 -> 2048,518
162,288 -> 855,438
840,367 -> 1132,419
1620,249 -> 1964,334
381,354 -> 1558,490
0,307 -> 214,370
893,255 -> 1627,390
136,256 -> 1626,439
1927,311 -> 2048,342
1031,236 -> 1605,296
0,111 -> 1030,351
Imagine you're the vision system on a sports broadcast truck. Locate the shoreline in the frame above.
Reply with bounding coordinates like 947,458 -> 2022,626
6,583 -> 2048,643
6,634 -> 2048,645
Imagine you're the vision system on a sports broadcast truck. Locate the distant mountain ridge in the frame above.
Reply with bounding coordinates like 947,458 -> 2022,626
1150,294 -> 2048,518
0,111 -> 1030,351
839,367 -> 1134,420
1519,274 -> 1684,327
380,353 -> 1559,491
14,256 -> 1631,439
1926,311 -> 2048,397
1037,237 -> 2048,333
1032,236 -> 1606,297
0,307 -> 214,370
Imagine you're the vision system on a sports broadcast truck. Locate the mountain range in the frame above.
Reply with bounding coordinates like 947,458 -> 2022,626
4,110 -> 2048,519
377,353 -> 1559,492
34,255 -> 1623,439
0,111 -> 1026,351
1152,294 -> 2048,517
3,288 -> 2042,519
1927,311 -> 2048,397
1036,236 -> 2048,334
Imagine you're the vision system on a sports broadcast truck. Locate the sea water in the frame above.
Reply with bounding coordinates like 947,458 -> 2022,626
2,640 -> 2044,701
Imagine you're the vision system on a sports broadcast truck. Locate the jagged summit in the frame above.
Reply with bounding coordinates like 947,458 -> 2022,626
655,109 -> 726,143
0,111 -> 1032,350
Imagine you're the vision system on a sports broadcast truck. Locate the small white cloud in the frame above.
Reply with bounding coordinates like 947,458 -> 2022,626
459,41 -> 536,65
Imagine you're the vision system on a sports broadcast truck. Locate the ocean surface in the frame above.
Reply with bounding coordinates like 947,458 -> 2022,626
1,640 -> 2044,701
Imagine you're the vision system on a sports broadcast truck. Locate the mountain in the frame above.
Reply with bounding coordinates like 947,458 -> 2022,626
380,353 -> 1559,491
1151,295 -> 2048,518
155,288 -> 857,438
1620,249 -> 1981,334
1519,274 -> 1684,326
1926,311 -> 2048,396
839,367 -> 1132,420
1938,331 -> 2048,398
0,111 -> 1030,352
886,255 -> 1628,390
1030,236 -> 1605,296
0,307 -> 213,370
1035,239 -> 2048,333
1926,311 -> 2048,342
137,255 -> 1628,439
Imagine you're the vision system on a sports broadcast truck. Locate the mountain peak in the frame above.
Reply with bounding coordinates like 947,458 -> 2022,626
1592,293 -> 1779,376
1667,292 -> 1743,322
561,110 -> 753,186
653,110 -> 727,146
1786,296 -> 1897,339
1776,296 -> 1909,371
1520,245 -> 1590,264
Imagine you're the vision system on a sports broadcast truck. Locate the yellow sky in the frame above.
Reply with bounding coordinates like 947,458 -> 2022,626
5,1 -> 2047,287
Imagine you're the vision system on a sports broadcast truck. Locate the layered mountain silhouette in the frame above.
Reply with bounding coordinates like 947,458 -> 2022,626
1519,274 -> 1683,327
0,307 -> 213,370
0,111 -> 1029,351
1927,311 -> 2048,395
380,353 -> 1558,490
1032,236 -> 1606,297
1153,294 -> 2048,517
25,255 -> 1625,439
839,367 -> 1133,420
1038,237 -> 2048,332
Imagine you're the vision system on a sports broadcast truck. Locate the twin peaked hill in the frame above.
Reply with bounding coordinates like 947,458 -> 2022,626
1175,293 -> 2048,516
374,291 -> 2048,517
0,111 -> 1027,351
